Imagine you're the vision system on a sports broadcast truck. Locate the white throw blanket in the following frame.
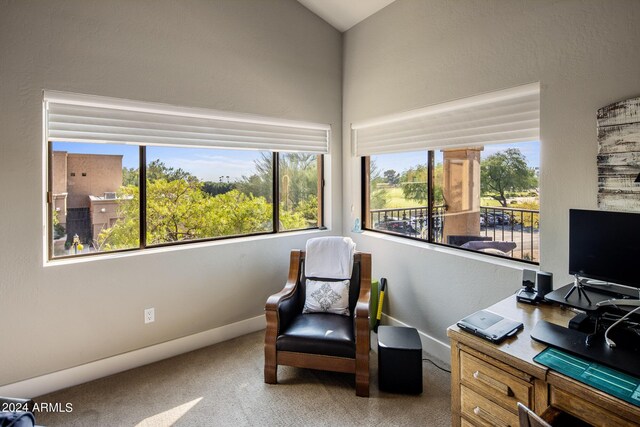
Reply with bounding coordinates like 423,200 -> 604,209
304,236 -> 356,280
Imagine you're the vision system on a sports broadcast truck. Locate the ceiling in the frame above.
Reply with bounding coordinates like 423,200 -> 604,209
297,0 -> 396,32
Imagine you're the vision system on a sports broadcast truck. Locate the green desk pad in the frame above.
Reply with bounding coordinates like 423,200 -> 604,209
534,347 -> 640,408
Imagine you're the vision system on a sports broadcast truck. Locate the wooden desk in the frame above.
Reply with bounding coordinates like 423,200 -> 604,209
447,295 -> 640,427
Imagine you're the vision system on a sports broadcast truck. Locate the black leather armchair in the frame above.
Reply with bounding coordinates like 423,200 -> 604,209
264,250 -> 372,397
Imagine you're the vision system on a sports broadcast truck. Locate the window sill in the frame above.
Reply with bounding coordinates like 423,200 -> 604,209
44,228 -> 330,268
358,230 -> 539,271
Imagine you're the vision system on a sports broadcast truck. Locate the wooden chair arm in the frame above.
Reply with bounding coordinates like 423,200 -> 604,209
354,252 -> 372,320
265,250 -> 302,312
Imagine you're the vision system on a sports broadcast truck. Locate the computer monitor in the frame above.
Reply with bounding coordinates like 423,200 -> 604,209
569,209 -> 640,291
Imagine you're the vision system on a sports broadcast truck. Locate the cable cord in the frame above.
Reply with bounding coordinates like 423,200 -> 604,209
423,357 -> 451,373
604,305 -> 640,348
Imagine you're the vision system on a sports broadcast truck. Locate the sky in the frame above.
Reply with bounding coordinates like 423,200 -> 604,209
373,140 -> 540,173
52,142 -> 264,182
53,139 -> 540,182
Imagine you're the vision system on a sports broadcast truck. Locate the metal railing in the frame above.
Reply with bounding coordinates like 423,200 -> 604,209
369,205 -> 539,262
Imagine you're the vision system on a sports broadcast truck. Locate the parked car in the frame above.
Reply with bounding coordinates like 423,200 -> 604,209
482,212 -> 511,226
376,220 -> 418,236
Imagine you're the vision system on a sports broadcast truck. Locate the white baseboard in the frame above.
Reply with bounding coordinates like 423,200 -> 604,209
377,314 -> 451,368
0,315 -> 265,398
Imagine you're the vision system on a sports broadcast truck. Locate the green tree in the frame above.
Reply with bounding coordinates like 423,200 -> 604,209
383,169 -> 400,186
238,153 -> 319,225
401,164 -> 428,203
122,167 -> 139,186
204,189 -> 273,236
236,153 -> 273,201
480,148 -> 537,207
279,153 -> 317,211
147,159 -> 198,184
202,181 -> 235,196
369,159 -> 389,209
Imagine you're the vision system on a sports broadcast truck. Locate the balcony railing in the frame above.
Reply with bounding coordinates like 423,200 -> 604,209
369,205 -> 539,262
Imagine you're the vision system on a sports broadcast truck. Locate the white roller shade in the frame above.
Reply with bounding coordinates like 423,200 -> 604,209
352,83 -> 539,156
44,91 -> 330,154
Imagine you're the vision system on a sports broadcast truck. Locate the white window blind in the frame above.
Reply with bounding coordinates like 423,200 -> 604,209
351,83 -> 539,156
44,91 -> 330,154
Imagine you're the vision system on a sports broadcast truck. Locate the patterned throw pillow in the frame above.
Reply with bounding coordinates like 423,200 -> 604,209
303,279 -> 350,316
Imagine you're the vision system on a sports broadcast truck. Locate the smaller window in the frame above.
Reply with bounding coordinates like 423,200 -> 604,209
363,141 -> 540,263
50,142 -> 140,258
279,152 -> 322,231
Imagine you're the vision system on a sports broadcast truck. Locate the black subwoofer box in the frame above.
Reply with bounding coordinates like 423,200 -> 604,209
377,326 -> 423,394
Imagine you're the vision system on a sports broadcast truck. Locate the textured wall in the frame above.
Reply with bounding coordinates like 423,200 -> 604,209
0,0 -> 342,386
343,0 -> 640,348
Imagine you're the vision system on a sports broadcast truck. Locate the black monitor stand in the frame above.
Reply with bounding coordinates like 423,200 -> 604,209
563,274 -> 592,305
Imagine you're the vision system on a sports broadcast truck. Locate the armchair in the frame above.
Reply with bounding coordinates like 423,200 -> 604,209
264,249 -> 372,397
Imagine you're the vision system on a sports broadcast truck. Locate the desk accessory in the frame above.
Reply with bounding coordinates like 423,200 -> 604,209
531,319 -> 640,378
516,270 -> 552,304
457,309 -> 523,343
534,347 -> 640,408
516,269 -> 538,303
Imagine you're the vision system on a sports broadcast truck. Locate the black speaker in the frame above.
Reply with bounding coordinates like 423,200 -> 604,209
522,269 -> 536,290
536,271 -> 553,297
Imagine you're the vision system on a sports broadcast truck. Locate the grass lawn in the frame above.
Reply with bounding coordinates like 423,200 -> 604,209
384,187 -> 425,208
379,187 -> 539,209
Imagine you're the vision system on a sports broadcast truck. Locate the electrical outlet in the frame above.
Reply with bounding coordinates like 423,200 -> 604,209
144,308 -> 155,324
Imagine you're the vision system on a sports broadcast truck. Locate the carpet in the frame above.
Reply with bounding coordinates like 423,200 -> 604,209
35,331 -> 451,426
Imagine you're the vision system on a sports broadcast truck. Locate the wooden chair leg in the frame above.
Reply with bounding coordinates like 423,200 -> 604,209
264,363 -> 277,384
355,375 -> 369,397
264,331 -> 278,384
355,349 -> 370,397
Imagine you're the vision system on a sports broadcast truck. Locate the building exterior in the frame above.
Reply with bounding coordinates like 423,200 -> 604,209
52,151 -> 124,246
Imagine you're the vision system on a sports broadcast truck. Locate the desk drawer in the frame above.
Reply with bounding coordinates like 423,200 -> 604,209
461,386 -> 519,427
550,386 -> 637,427
460,351 -> 532,412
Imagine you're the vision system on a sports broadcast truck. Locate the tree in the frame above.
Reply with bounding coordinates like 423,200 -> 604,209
236,153 -> 273,201
238,152 -> 319,224
96,182 -> 307,250
480,148 -> 537,207
202,181 -> 235,196
383,169 -> 400,186
122,167 -> 139,186
369,159 -> 388,209
147,159 -> 197,184
401,164 -> 428,203
98,156 -> 312,251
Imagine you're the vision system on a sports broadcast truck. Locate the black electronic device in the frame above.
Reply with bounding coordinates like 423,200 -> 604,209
536,271 -> 553,297
517,269 -> 538,303
517,269 -> 552,304
569,209 -> 640,290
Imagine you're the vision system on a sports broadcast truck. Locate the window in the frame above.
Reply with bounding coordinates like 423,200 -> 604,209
50,142 -> 140,257
45,92 -> 328,260
279,153 -> 322,231
355,83 -> 540,263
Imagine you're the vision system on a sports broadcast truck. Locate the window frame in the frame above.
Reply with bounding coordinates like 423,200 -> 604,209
361,149 -> 539,266
47,142 -> 324,261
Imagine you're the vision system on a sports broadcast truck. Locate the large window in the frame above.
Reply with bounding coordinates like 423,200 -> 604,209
355,83 -> 541,263
45,92 -> 328,260
363,141 -> 540,263
49,143 -> 323,259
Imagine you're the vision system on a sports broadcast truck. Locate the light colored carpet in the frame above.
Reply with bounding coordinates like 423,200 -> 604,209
35,331 -> 451,426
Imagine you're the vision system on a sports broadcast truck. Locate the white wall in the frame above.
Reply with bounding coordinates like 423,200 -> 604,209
343,0 -> 640,349
0,0 -> 342,387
